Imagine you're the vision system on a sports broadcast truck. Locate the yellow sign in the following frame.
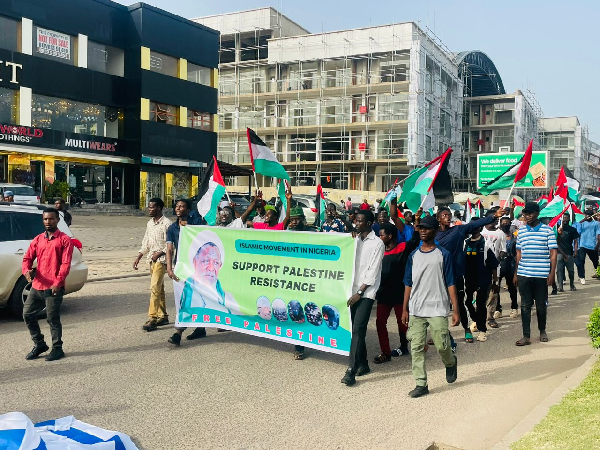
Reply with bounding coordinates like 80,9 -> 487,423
8,154 -> 30,166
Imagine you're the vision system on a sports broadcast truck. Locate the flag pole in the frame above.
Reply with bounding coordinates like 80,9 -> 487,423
253,172 -> 259,193
505,182 -> 516,209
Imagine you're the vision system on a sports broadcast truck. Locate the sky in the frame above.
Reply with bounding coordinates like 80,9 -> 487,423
115,0 -> 600,140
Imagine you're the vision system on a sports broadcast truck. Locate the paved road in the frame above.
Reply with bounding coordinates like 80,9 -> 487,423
0,268 -> 597,450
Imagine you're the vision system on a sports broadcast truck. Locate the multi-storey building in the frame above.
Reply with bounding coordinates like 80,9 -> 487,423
0,0 -> 218,208
195,8 -> 463,193
539,117 -> 600,193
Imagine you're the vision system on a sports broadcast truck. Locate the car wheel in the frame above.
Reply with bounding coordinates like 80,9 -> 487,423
9,276 -> 46,319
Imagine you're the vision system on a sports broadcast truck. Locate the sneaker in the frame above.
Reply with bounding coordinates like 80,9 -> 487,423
45,347 -> 65,361
510,309 -> 518,318
592,274 -> 599,279
451,341 -> 457,353
25,342 -> 49,360
142,319 -> 157,331
409,385 -> 429,398
494,310 -> 503,319
155,316 -> 169,326
580,278 -> 586,285
469,322 -> 478,333
446,356 -> 458,383
356,365 -> 371,377
186,328 -> 207,340
391,346 -> 409,356
477,332 -> 487,342
341,369 -> 356,386
168,333 -> 181,346
570,285 -> 577,292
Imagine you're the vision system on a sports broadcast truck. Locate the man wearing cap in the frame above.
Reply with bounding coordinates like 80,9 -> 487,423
575,209 -> 600,284
401,215 -> 459,397
3,190 -> 14,202
514,202 -> 558,346
250,200 -> 267,225
218,195 -> 259,228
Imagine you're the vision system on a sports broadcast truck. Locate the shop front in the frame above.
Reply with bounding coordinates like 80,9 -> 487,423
0,122 -> 134,204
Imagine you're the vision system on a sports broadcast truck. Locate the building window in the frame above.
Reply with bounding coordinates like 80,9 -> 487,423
0,87 -> 18,123
33,26 -> 74,65
187,62 -> 211,86
187,110 -> 212,131
149,51 -> 178,77
0,16 -> 18,51
87,41 -> 124,77
150,101 -> 177,125
31,93 -> 123,138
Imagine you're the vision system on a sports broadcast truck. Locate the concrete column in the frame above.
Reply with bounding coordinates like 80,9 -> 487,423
77,34 -> 88,68
19,86 -> 32,126
21,18 -> 33,55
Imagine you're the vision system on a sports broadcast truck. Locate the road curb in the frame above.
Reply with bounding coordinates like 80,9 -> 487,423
491,350 -> 599,450
87,273 -> 150,283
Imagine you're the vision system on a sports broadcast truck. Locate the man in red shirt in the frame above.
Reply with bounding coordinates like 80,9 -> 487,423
251,189 -> 292,230
22,208 -> 74,361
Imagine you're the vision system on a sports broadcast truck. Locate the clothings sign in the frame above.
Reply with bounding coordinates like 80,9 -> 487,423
174,226 -> 356,355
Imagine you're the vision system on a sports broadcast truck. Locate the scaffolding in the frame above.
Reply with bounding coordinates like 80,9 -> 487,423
201,8 -> 463,193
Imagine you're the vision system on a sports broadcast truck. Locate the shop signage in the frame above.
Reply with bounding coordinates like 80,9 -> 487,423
0,61 -> 22,84
0,122 -> 126,157
0,124 -> 43,143
36,27 -> 71,60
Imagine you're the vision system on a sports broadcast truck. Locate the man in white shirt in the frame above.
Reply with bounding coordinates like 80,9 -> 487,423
217,197 -> 259,228
480,209 -> 507,326
341,209 -> 385,387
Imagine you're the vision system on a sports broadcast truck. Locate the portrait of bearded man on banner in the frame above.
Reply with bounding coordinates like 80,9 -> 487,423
178,230 -> 241,321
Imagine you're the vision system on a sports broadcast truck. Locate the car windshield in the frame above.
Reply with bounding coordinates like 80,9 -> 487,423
12,186 -> 36,196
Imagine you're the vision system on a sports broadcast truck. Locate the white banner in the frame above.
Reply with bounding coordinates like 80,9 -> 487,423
36,27 -> 70,60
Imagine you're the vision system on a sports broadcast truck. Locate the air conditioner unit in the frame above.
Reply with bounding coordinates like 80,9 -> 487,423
499,146 -> 511,153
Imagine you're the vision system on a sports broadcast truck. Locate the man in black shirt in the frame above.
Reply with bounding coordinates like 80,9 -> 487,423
55,198 -> 72,227
557,213 -> 579,292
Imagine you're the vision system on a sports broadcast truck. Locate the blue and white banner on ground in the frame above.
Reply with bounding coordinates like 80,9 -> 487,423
0,412 -> 139,450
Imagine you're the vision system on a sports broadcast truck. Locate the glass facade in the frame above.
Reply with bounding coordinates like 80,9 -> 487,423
0,16 -> 18,51
149,101 -> 178,125
187,62 -> 211,86
31,93 -> 123,138
0,87 -> 18,123
87,41 -> 125,77
187,109 -> 211,131
149,50 -> 178,77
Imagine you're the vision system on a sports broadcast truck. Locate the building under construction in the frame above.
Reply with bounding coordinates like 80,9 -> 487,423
194,8 -> 463,193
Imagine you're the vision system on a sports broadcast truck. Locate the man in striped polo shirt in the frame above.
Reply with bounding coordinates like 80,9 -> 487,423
514,202 -> 558,346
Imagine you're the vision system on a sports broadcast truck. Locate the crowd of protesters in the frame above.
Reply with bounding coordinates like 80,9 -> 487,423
17,189 -> 600,398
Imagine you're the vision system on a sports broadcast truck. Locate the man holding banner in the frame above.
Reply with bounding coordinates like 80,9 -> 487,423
341,209 -> 385,387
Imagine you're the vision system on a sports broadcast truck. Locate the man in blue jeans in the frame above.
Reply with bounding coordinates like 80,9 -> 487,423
514,202 -> 557,346
575,210 -> 600,284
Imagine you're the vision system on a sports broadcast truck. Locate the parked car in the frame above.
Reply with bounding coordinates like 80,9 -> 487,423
0,202 -> 88,318
270,194 -> 346,226
174,193 -> 251,217
0,184 -> 40,204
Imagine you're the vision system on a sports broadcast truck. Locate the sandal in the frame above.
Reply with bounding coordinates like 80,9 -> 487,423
465,331 -> 474,343
427,338 -> 434,345
516,337 -> 531,346
540,332 -> 549,342
373,353 -> 392,364
488,321 -> 500,329
293,351 -> 304,360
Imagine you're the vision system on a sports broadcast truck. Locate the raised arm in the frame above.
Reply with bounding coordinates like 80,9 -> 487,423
282,188 -> 292,229
239,190 -> 261,223
389,198 -> 405,233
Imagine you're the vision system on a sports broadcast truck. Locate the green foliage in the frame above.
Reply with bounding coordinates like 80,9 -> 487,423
45,180 -> 70,202
588,303 -> 600,349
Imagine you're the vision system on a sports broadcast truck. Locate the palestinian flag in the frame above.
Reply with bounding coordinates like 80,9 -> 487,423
539,185 -> 568,219
277,179 -> 289,223
549,202 -> 571,228
475,199 -> 483,218
197,157 -> 226,225
400,148 -> 453,211
314,184 -> 327,229
247,128 -> 290,180
513,199 -> 525,217
555,166 -> 580,202
479,139 -> 533,195
464,199 -> 475,222
571,203 -> 585,222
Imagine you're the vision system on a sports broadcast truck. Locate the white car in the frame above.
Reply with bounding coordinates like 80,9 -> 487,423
0,183 -> 40,204
0,203 -> 88,317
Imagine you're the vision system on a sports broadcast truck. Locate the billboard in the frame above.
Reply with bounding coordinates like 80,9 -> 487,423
477,152 -> 548,189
